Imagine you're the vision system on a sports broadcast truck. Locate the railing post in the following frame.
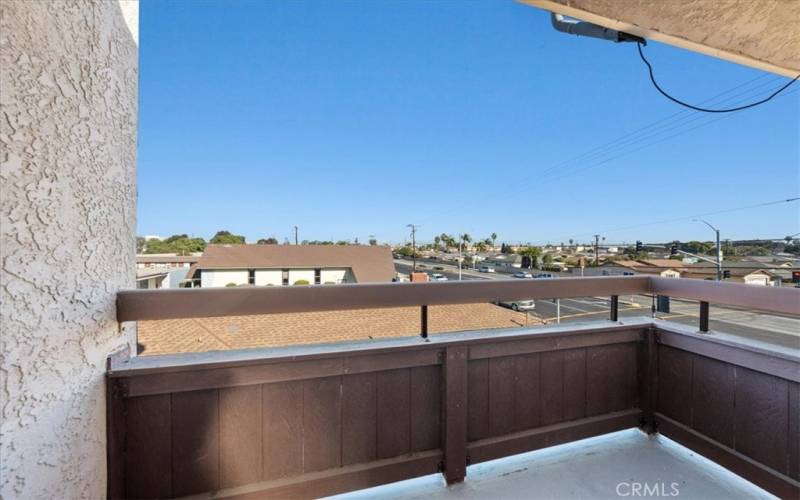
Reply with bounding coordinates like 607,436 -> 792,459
639,327 -> 658,435
420,305 -> 428,339
610,295 -> 619,322
699,301 -> 710,333
442,346 -> 468,485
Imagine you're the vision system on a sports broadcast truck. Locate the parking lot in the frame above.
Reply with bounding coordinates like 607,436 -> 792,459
394,258 -> 800,350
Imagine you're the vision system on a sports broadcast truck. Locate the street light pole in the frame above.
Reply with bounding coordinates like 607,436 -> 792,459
694,219 -> 722,281
406,224 -> 418,273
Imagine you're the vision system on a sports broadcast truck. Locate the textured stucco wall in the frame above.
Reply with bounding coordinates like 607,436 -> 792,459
0,1 -> 138,498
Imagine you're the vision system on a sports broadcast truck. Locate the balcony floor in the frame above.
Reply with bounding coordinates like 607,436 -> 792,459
331,429 -> 774,500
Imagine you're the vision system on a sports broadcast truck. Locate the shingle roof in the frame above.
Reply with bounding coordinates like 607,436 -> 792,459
136,304 -> 543,356
188,244 -> 396,283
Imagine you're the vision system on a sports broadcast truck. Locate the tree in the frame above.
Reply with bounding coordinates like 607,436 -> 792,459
369,238 -> 378,246
460,233 -> 472,250
336,240 -> 349,245
210,230 -> 245,244
519,247 -> 541,269
136,236 -> 146,253
491,233 -> 497,248
433,235 -> 441,251
475,241 -> 488,252
395,245 -> 416,257
257,237 -> 278,244
144,234 -> 206,255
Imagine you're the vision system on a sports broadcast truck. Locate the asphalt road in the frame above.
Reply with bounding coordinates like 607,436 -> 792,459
394,258 -> 800,350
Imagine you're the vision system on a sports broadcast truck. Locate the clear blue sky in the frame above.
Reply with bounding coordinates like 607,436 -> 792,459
138,0 -> 799,246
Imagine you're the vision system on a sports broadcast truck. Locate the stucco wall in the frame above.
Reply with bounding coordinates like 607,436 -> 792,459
202,269 -> 249,287
0,1 -> 138,498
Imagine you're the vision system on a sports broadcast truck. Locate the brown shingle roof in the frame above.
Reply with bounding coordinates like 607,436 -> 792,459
189,244 -> 395,283
137,304 -> 543,356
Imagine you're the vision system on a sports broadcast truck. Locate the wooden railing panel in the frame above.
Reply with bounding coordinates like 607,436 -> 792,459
124,394 -> 171,499
220,385 -> 262,489
376,369 -> 411,459
172,389 -> 220,496
108,319 -> 799,499
263,381 -> 303,479
734,367 -> 790,474
586,343 -> 638,416
410,365 -> 442,452
654,334 -> 800,496
691,356 -> 734,447
342,373 -> 378,466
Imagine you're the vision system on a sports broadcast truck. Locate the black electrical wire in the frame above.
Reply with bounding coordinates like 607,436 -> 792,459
637,42 -> 800,113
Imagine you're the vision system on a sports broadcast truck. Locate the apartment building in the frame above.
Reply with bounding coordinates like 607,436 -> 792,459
185,244 -> 395,287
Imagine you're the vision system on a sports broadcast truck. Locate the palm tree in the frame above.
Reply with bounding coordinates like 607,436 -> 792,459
434,235 -> 441,251
460,233 -> 472,251
491,232 -> 497,248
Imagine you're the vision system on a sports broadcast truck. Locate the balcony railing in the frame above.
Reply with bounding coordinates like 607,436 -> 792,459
108,277 -> 799,499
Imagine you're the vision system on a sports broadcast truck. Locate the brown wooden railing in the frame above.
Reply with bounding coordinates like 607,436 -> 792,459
108,277 -> 800,499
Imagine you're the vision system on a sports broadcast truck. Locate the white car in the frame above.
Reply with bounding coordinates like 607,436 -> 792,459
497,299 -> 536,311
513,271 -> 533,279
429,273 -> 448,281
479,265 -> 496,273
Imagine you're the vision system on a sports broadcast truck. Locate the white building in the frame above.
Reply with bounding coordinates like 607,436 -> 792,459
186,244 -> 396,287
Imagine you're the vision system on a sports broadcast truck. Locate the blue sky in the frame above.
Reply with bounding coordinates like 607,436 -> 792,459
138,0 -> 799,246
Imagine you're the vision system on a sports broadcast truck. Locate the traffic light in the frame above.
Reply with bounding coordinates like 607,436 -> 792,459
635,240 -> 643,252
670,244 -> 678,256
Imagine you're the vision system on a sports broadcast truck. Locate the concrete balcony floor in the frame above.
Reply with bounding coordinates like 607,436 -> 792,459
332,429 -> 774,500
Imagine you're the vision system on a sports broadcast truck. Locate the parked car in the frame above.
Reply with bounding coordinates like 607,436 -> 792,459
513,271 -> 533,279
534,272 -> 556,279
433,266 -> 444,271
497,299 -> 536,311
429,273 -> 448,281
479,265 -> 496,273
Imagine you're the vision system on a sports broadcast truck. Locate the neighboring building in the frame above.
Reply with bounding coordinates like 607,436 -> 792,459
186,244 -> 395,287
136,267 -> 190,289
136,253 -> 199,270
483,253 -> 523,269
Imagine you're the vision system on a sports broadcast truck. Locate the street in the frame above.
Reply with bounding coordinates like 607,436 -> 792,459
394,258 -> 800,350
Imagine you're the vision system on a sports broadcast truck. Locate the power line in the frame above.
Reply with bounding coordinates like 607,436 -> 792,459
560,197 -> 800,242
637,42 -> 800,113
490,87 -> 799,207
419,77 -> 795,224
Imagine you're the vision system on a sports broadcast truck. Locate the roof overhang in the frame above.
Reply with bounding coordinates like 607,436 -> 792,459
519,0 -> 800,78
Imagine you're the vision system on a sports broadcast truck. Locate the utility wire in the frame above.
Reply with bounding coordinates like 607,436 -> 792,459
418,76 -> 791,224
637,42 -> 800,113
560,197 -> 800,241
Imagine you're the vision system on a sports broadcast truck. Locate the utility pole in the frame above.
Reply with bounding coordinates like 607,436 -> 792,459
593,234 -> 601,267
294,226 -> 298,245
694,219 -> 722,281
406,224 -> 418,273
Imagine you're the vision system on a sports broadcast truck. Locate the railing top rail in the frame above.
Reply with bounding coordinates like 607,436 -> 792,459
116,276 -> 800,322
650,277 -> 799,316
116,276 -> 650,322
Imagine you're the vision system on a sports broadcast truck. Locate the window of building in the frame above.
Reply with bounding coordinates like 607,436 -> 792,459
282,269 -> 289,286
314,268 -> 321,285
248,269 -> 255,285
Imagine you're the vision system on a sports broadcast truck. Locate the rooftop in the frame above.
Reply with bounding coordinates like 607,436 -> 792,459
188,244 -> 396,282
137,303 -> 542,355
